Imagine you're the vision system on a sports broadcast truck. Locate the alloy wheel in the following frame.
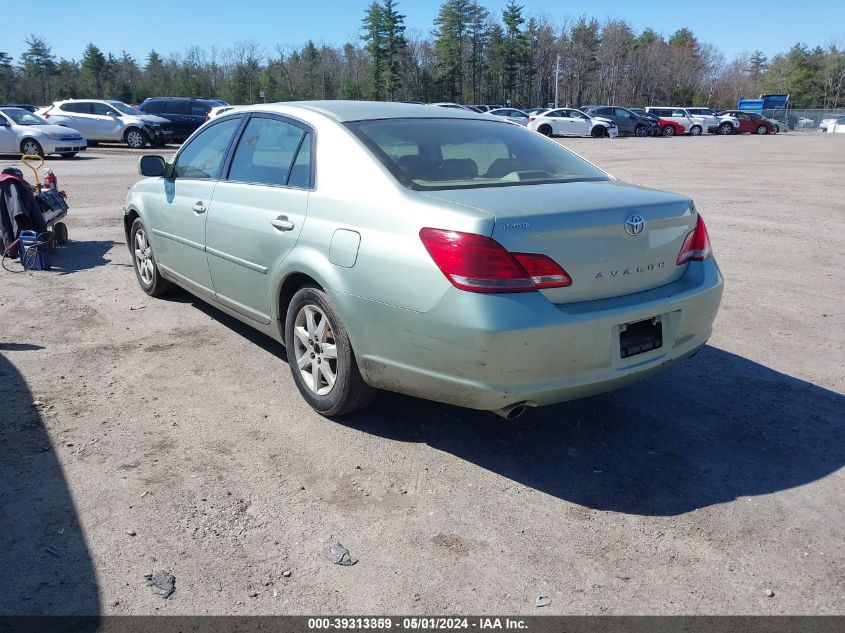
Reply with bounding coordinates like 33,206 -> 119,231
134,228 -> 155,286
293,305 -> 338,396
22,140 -> 42,156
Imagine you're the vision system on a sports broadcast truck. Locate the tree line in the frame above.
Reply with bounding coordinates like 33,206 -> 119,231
2,0 -> 843,110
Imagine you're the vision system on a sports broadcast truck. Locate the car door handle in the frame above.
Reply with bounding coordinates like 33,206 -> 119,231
192,201 -> 207,214
271,216 -> 295,232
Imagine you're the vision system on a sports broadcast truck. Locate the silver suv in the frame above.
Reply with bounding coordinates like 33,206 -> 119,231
39,99 -> 174,148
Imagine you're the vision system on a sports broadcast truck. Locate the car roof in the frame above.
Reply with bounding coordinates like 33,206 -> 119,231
232,100 -> 490,123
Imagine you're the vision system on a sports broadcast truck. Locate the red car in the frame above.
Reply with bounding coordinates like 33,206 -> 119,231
658,119 -> 686,136
717,110 -> 775,135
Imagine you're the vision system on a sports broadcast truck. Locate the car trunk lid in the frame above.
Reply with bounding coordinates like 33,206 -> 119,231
421,180 -> 696,304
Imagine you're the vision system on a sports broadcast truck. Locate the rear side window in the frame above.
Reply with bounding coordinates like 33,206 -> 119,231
191,101 -> 211,116
61,102 -> 91,114
173,117 -> 241,179
227,116 -> 309,187
163,100 -> 190,115
348,118 -> 608,191
142,100 -> 163,114
597,107 -> 614,116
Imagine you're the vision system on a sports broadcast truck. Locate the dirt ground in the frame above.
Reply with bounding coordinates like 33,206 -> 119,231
1,133 -> 843,616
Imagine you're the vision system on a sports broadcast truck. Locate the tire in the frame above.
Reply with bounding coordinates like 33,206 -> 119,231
537,124 -> 552,137
284,285 -> 377,417
125,127 -> 148,149
20,138 -> 44,157
689,125 -> 702,136
661,125 -> 675,137
60,152 -> 77,159
755,124 -> 769,135
634,125 -> 647,137
130,218 -> 173,297
717,122 -> 733,135
53,222 -> 68,245
591,125 -> 608,138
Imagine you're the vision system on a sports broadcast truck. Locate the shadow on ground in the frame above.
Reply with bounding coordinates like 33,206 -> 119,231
48,240 -> 113,275
173,297 -> 845,517
0,352 -> 100,616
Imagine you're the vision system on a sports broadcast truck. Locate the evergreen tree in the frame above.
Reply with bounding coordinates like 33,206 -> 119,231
81,43 -> 107,97
20,35 -> 57,103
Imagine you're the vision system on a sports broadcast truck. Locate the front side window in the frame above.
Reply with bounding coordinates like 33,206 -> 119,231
92,102 -> 116,116
348,118 -> 608,191
173,117 -> 241,179
227,117 -> 308,187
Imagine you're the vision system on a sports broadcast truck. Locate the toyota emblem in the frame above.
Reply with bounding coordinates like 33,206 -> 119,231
624,214 -> 645,236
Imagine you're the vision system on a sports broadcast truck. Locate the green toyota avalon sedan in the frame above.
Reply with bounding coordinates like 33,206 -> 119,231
125,101 -> 723,419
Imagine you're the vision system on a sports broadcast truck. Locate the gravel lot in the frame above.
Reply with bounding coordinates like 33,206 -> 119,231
1,133 -> 843,616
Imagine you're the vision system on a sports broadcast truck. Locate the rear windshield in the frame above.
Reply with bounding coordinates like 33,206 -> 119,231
347,118 -> 608,191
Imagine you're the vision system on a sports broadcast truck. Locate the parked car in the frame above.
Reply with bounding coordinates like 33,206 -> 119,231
580,105 -> 659,136
487,108 -> 530,126
716,110 -> 775,134
818,115 -> 845,132
125,101 -> 722,419
39,99 -> 173,148
0,107 -> 87,158
207,105 -> 235,120
644,107 -> 704,135
524,107 -> 551,116
684,107 -> 739,134
0,103 -> 40,113
629,109 -> 684,137
527,108 -> 618,138
138,97 -> 229,142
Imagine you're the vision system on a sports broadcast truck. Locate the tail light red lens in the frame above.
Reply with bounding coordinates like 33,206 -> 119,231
512,253 -> 572,288
419,228 -> 571,293
676,214 -> 712,265
529,116 -> 536,122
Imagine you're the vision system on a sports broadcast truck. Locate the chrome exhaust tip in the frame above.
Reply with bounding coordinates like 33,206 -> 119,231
493,402 -> 527,420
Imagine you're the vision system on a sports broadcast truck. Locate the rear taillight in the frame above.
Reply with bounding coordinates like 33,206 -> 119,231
529,116 -> 536,122
512,253 -> 572,289
43,112 -> 50,118
419,228 -> 571,293
676,214 -> 712,265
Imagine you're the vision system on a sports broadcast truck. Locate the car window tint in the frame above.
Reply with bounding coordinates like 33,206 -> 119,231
62,102 -> 90,114
173,117 -> 241,179
287,132 -> 312,188
92,103 -> 115,116
672,109 -> 686,117
349,118 -> 608,190
614,108 -> 629,117
228,117 -> 305,186
142,100 -> 163,114
163,100 -> 190,115
597,107 -> 614,116
191,102 -> 210,116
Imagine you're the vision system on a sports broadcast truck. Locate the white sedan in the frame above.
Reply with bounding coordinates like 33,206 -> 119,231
0,107 -> 87,158
527,108 -> 618,138
487,108 -> 530,126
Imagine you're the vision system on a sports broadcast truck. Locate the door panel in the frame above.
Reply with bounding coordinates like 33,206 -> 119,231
148,116 -> 244,297
205,116 -> 311,323
150,179 -> 217,297
0,118 -> 16,152
206,183 -> 308,322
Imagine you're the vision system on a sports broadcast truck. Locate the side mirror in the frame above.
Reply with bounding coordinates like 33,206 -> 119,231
139,155 -> 167,177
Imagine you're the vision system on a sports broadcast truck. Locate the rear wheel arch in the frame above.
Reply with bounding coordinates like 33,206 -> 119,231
278,272 -> 322,334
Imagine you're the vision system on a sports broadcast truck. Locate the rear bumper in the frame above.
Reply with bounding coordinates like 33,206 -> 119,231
335,259 -> 723,411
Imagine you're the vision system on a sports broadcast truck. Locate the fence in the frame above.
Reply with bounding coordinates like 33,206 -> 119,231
760,108 -> 845,132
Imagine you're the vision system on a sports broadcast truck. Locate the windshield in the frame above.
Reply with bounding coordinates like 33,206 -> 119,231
0,108 -> 48,125
107,100 -> 143,115
347,118 -> 609,191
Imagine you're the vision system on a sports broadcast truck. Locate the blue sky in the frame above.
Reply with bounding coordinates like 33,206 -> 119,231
7,0 -> 844,63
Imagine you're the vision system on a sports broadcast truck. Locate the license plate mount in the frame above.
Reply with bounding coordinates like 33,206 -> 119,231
620,317 -> 663,359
